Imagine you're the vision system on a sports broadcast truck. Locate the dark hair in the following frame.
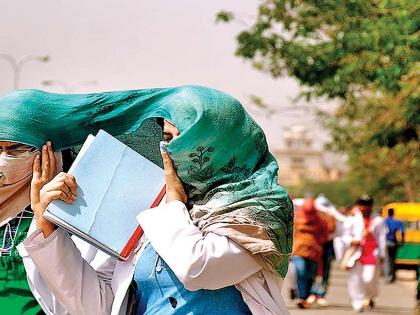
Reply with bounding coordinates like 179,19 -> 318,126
61,148 -> 78,172
156,117 -> 164,129
356,195 -> 374,206
388,208 -> 395,216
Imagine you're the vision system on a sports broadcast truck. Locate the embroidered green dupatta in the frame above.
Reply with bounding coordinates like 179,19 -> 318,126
0,85 -> 293,276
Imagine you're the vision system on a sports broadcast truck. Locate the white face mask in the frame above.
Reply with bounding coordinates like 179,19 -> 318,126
0,150 -> 38,186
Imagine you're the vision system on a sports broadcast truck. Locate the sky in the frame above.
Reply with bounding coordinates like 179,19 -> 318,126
0,0 -> 334,150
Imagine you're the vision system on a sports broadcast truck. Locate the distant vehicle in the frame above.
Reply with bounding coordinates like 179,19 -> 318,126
382,203 -> 420,276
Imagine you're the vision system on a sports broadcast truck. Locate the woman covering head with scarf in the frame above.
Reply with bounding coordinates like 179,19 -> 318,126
0,140 -> 64,315
0,85 -> 293,315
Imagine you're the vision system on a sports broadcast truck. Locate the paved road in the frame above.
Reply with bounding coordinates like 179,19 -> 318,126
284,264 -> 417,315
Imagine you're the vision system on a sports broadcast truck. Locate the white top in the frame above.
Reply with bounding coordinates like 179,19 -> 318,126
19,200 -> 290,315
343,211 -> 386,269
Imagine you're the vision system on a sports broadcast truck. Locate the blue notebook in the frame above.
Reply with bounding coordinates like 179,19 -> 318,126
44,130 -> 166,260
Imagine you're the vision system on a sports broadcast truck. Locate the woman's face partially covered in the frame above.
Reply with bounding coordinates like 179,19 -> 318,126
0,141 -> 38,185
162,120 -> 180,144
0,141 -> 36,157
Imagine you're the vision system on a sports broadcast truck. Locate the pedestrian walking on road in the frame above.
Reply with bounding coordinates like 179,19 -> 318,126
384,207 -> 405,282
307,209 -> 336,307
291,197 -> 328,309
344,195 -> 386,313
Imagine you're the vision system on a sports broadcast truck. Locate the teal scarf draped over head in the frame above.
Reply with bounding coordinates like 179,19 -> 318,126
0,85 -> 293,276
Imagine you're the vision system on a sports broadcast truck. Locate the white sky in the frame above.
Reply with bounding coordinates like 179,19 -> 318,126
0,0 -> 333,150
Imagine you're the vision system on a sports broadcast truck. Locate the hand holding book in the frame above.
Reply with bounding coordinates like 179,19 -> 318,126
31,136 -> 183,246
40,130 -> 166,260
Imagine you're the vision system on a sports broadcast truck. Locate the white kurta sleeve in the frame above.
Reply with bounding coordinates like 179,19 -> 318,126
137,200 -> 262,291
23,227 -> 115,315
351,214 -> 364,242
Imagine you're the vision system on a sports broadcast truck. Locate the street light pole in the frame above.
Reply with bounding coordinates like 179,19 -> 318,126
42,80 -> 97,93
0,54 -> 50,90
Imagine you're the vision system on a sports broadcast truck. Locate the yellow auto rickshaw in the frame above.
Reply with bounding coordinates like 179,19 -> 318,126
382,203 -> 420,275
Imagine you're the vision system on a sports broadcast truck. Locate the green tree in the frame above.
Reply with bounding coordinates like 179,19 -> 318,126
287,178 -> 366,208
217,0 -> 420,202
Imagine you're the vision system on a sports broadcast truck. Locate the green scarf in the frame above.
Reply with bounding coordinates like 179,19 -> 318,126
0,85 -> 293,276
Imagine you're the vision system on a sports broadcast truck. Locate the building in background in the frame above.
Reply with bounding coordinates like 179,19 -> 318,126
274,126 -> 347,186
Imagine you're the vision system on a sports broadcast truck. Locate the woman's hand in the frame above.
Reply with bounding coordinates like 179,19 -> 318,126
161,152 -> 187,204
31,142 -> 77,237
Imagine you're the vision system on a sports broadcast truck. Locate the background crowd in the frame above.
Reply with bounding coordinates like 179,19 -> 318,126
286,194 -> 415,313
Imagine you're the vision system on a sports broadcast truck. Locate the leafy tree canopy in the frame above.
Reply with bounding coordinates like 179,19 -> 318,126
217,0 -> 420,202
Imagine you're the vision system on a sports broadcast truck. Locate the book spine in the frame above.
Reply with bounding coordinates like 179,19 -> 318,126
120,185 -> 167,259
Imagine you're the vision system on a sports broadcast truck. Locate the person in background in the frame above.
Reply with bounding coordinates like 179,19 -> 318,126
346,195 -> 386,313
384,207 -> 405,283
307,209 -> 336,307
291,197 -> 328,309
313,194 -> 348,263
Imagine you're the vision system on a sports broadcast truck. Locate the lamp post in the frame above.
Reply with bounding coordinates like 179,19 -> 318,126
0,54 -> 50,90
42,80 -> 97,93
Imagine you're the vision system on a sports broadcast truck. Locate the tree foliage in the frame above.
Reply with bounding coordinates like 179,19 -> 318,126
218,0 -> 420,202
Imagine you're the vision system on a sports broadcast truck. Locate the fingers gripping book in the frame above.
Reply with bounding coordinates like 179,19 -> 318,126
44,130 -> 166,260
